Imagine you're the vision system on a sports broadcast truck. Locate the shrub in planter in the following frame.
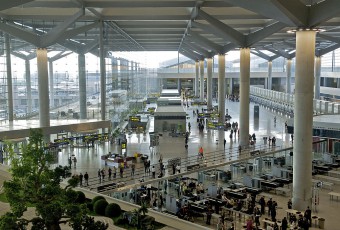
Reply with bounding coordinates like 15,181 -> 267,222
115,217 -> 128,225
94,199 -> 108,216
91,196 -> 106,205
105,203 -> 121,217
86,202 -> 93,212
75,191 -> 86,204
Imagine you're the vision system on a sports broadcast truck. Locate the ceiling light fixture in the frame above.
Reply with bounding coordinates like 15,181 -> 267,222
287,28 -> 325,33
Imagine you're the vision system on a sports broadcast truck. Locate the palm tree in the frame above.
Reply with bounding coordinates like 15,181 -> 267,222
138,202 -> 148,217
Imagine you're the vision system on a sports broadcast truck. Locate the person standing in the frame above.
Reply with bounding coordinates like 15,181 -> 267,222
259,196 -> 265,215
101,169 -> 105,181
304,206 -> 312,227
120,164 -> 124,178
84,172 -> 89,186
79,173 -> 83,186
108,167 -> 112,180
131,162 -> 136,176
267,198 -> 273,216
98,169 -> 101,183
206,205 -> 212,225
287,199 -> 292,209
68,157 -> 72,168
281,217 -> 288,230
151,166 -> 155,178
224,139 -> 226,148
176,164 -> 181,174
113,166 -> 117,178
73,156 -> 77,168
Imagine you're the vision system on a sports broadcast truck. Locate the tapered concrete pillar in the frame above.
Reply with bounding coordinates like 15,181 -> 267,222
315,56 -> 321,99
5,34 -> 13,121
230,78 -> 233,95
293,30 -> 316,211
268,61 -> 272,90
239,48 -> 250,147
195,61 -> 199,96
286,59 -> 292,94
200,60 -> 205,101
99,21 -> 106,120
78,53 -> 87,119
36,48 -> 50,127
48,61 -> 54,108
25,59 -> 32,114
218,54 -> 225,123
207,58 -> 213,110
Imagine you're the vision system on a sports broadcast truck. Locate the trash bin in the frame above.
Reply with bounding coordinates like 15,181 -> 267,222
318,218 -> 325,229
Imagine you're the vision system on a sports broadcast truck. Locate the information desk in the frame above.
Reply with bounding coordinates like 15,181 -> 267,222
226,191 -> 247,200
261,181 -> 281,189
314,165 -> 332,172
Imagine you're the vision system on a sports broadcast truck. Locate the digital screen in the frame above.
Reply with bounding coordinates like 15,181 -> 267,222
129,116 -> 141,122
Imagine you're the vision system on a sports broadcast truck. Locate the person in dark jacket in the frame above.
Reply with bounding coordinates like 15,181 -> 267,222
281,217 -> 288,230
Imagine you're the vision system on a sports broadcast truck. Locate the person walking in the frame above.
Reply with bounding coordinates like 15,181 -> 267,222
84,172 -> 89,186
79,173 -> 83,186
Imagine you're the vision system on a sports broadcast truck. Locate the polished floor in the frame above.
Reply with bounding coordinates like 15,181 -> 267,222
2,99 -> 340,229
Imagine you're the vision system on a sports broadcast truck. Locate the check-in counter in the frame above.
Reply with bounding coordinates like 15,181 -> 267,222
261,181 -> 280,189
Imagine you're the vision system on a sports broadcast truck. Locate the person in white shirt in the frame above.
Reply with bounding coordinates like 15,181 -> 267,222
176,164 -> 181,174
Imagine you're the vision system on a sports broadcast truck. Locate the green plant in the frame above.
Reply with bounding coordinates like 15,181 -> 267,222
0,129 -> 108,229
138,202 -> 148,216
105,203 -> 121,218
86,202 -> 93,212
115,217 -> 128,225
75,191 -> 86,204
92,196 -> 106,205
94,199 -> 108,216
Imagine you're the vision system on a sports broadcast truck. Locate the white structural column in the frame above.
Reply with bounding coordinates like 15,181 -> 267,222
239,48 -> 250,147
200,60 -> 205,101
195,61 -> 199,96
207,58 -> 213,110
36,48 -> 50,127
286,59 -> 292,94
25,59 -> 32,114
5,34 -> 14,121
78,53 -> 87,119
268,61 -> 273,90
218,54 -> 225,123
293,30 -> 316,210
314,56 -> 321,99
99,21 -> 106,120
48,61 -> 54,108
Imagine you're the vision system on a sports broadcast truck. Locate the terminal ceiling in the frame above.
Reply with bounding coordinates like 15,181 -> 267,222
1,0 -> 340,61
